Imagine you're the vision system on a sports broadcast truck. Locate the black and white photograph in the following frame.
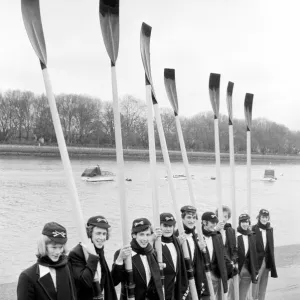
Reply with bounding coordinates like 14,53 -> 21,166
1,1 -> 299,300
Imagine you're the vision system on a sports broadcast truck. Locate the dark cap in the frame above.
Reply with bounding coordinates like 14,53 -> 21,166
87,215 -> 111,229
201,212 -> 219,223
259,209 -> 269,217
132,218 -> 152,233
42,222 -> 67,244
239,213 -> 250,222
160,213 -> 176,226
180,205 -> 197,214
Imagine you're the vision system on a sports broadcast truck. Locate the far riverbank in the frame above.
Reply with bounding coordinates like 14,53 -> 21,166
1,144 -> 300,163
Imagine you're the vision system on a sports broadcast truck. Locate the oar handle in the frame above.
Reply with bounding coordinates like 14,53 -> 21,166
124,256 -> 135,299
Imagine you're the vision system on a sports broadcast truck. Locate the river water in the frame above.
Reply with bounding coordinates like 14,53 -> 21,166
0,156 -> 299,284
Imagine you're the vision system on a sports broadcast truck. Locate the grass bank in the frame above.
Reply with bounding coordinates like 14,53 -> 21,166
0,144 -> 300,163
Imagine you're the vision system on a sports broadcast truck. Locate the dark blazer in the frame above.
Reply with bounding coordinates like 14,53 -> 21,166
161,241 -> 189,300
237,232 -> 259,283
208,233 -> 229,293
252,224 -> 278,278
111,250 -> 164,300
17,263 -> 76,300
224,225 -> 238,263
68,244 -> 117,300
186,235 -> 210,298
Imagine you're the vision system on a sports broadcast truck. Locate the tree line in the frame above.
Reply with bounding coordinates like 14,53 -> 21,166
0,89 -> 299,155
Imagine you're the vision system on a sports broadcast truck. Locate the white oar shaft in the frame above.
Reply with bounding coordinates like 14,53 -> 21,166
42,68 -> 90,248
175,117 -> 195,204
246,130 -> 251,219
111,66 -> 128,244
228,124 -> 239,300
153,104 -> 198,300
145,85 -> 162,262
175,116 -> 205,241
153,104 -> 180,230
213,118 -> 223,223
111,66 -> 133,277
228,125 -> 236,229
42,68 -> 101,282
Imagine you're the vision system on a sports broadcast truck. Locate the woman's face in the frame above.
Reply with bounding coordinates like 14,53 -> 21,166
260,216 -> 269,225
203,220 -> 217,232
91,227 -> 107,249
182,213 -> 197,229
46,243 -> 64,262
223,211 -> 229,223
133,228 -> 152,248
241,220 -> 250,230
161,223 -> 174,237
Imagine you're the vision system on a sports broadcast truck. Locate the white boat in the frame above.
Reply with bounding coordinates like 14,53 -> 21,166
261,169 -> 277,182
164,174 -> 195,180
81,166 -> 115,182
81,175 -> 114,182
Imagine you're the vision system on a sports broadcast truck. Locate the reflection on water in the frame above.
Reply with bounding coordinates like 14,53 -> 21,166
0,156 -> 299,284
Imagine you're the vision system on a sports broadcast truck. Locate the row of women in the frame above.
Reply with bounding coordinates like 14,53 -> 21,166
17,206 -> 277,300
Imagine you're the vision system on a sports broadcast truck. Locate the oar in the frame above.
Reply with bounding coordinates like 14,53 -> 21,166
209,73 -> 227,300
145,73 -> 165,294
21,0 -> 102,297
164,68 -> 216,300
226,82 -> 239,300
244,93 -> 254,220
208,73 -> 224,223
140,22 -> 198,300
99,1 -> 134,299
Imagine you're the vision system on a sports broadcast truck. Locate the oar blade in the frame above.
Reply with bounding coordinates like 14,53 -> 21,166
164,68 -> 179,116
226,81 -> 234,125
99,0 -> 119,65
21,0 -> 47,66
140,22 -> 157,104
209,73 -> 221,118
244,93 -> 254,131
140,22 -> 153,86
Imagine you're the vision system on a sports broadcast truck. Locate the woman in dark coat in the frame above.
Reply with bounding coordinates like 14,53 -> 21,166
157,213 -> 190,300
68,215 -> 117,300
17,222 -> 76,300
251,209 -> 278,300
236,214 -> 259,299
111,217 -> 164,300
180,205 -> 209,299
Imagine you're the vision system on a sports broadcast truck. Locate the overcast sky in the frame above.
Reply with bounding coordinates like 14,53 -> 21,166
0,0 -> 299,130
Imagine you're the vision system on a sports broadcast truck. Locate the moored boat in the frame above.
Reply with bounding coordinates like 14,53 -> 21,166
261,169 -> 277,182
164,174 -> 195,180
81,165 -> 115,182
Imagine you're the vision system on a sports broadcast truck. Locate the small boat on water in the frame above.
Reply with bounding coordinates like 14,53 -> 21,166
261,169 -> 277,182
81,166 -> 115,182
164,174 -> 195,180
